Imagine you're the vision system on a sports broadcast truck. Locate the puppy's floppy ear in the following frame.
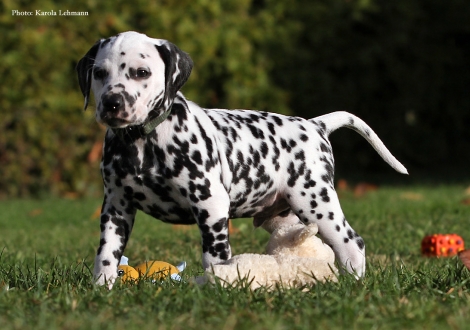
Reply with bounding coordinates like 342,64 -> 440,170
155,41 -> 193,110
76,39 -> 102,110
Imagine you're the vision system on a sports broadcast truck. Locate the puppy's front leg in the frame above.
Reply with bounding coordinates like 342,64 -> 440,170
198,216 -> 232,269
93,200 -> 136,289
193,193 -> 232,269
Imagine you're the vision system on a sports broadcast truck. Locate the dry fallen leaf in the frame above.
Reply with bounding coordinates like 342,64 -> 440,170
171,224 -> 194,231
63,192 -> 79,200
228,221 -> 239,234
464,186 -> 470,196
399,296 -> 409,305
336,179 -> 349,192
90,205 -> 101,220
400,192 -> 424,201
88,140 -> 103,164
28,209 -> 43,216
458,249 -> 470,271
353,182 -> 378,197
461,198 -> 470,206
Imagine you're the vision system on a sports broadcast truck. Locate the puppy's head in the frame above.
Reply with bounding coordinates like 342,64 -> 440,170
76,31 -> 193,128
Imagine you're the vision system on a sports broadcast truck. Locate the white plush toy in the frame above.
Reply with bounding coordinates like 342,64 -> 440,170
196,220 -> 338,290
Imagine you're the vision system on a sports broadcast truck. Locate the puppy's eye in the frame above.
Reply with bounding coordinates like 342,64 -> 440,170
136,68 -> 150,78
129,68 -> 151,80
93,68 -> 108,80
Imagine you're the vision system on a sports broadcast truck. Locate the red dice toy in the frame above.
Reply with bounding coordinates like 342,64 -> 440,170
421,234 -> 465,257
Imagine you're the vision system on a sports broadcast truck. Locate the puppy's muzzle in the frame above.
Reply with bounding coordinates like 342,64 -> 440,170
100,93 -> 131,127
102,94 -> 124,113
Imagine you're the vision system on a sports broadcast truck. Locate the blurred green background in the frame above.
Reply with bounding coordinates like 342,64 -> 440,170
1,0 -> 469,198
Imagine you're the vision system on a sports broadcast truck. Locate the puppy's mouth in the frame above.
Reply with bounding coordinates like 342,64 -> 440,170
101,117 -> 132,128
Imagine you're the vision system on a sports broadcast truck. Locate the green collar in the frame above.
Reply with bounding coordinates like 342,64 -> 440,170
142,107 -> 172,134
113,106 -> 172,141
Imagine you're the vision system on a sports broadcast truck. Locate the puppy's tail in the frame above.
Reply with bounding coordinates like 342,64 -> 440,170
314,111 -> 408,174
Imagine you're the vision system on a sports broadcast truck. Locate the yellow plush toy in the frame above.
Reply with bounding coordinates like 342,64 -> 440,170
118,256 -> 186,283
135,260 -> 182,281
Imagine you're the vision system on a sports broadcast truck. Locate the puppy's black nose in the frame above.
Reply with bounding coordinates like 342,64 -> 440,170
102,94 -> 124,113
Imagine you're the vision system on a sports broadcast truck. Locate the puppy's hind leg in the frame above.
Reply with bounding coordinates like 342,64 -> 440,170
288,187 -> 366,277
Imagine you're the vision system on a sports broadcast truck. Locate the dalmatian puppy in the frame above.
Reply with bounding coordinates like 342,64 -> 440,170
76,31 -> 407,288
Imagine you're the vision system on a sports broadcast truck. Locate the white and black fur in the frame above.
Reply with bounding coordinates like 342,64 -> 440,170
76,31 -> 407,288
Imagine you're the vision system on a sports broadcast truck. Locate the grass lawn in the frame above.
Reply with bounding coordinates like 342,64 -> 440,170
1,184 -> 470,329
